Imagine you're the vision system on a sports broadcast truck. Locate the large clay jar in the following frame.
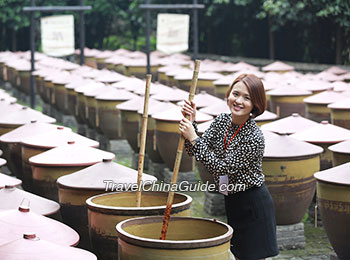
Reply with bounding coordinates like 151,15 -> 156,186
96,88 -> 137,139
75,81 -> 105,125
0,121 -> 57,180
290,121 -> 350,170
261,113 -> 318,135
21,127 -> 98,192
84,84 -> 111,130
254,110 -> 278,127
328,139 -> 350,166
152,107 -> 213,172
86,191 -> 192,260
262,130 -> 323,225
0,205 -> 79,246
328,98 -> 350,130
175,71 -> 222,95
28,142 -> 114,201
0,233 -> 97,260
303,90 -> 346,122
212,74 -> 235,99
137,101 -> 177,164
0,106 -> 56,135
56,158 -> 156,249
116,216 -> 233,260
266,86 -> 312,118
314,163 -> 350,260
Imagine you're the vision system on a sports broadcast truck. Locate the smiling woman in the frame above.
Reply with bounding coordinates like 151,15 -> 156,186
179,73 -> 279,260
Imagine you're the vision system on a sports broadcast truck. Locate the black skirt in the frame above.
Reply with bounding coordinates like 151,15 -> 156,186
224,183 -> 279,260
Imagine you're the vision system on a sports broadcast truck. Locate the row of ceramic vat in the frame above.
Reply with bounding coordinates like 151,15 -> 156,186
1,90 -> 350,259
1,53 -> 350,258
0,109 -> 233,259
0,103 -> 349,259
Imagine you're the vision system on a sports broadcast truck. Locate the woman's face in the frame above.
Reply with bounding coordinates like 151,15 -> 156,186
227,81 -> 253,119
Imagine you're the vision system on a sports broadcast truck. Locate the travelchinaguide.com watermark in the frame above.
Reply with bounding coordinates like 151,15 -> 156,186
103,180 -> 246,193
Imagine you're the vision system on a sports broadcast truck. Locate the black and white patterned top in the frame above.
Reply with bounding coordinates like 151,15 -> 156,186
185,113 -> 265,194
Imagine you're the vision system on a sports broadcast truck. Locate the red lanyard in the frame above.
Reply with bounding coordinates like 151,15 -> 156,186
223,120 -> 246,151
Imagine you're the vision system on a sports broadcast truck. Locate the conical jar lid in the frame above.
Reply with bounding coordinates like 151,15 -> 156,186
57,159 -> 156,190
328,139 -> 350,154
29,142 -> 114,167
21,126 -> 98,149
199,100 -> 230,116
75,81 -> 105,94
0,205 -> 79,246
157,65 -> 183,73
133,82 -> 170,96
261,113 -> 318,135
0,173 -> 22,188
152,107 -> 213,123
0,121 -> 58,143
303,90 -> 346,105
331,81 -> 350,92
0,233 -> 97,260
255,110 -> 278,122
290,121 -> 350,143
0,107 -> 56,125
224,61 -> 258,72
324,66 -> 348,75
314,71 -> 341,82
262,130 -> 323,158
262,61 -> 294,72
94,72 -> 127,84
213,74 -> 236,86
166,68 -> 192,77
314,162 -> 350,186
0,95 -> 16,103
95,88 -> 137,101
111,77 -> 145,91
138,101 -> 177,116
176,91 -> 222,108
328,98 -> 350,110
297,80 -> 332,92
266,86 -> 312,96
0,186 -> 60,216
116,96 -> 144,112
151,87 -> 189,102
84,85 -> 111,98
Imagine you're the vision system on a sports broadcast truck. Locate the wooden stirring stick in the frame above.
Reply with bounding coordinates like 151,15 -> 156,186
136,74 -> 152,207
160,60 -> 201,240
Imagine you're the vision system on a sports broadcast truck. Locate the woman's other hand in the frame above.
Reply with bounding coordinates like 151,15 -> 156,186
181,99 -> 196,123
179,117 -> 198,142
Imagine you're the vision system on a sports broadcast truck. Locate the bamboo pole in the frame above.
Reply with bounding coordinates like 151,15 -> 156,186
136,74 -> 152,207
160,60 -> 200,240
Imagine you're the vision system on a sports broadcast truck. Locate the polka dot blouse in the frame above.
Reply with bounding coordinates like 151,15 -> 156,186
185,113 -> 265,194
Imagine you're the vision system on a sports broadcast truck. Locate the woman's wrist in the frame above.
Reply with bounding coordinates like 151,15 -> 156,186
190,136 -> 200,146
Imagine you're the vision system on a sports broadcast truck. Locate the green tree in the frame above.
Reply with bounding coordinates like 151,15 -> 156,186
310,0 -> 350,64
257,0 -> 309,59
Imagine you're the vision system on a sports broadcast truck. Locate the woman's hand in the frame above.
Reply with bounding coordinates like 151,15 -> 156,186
179,117 -> 198,142
181,99 -> 196,123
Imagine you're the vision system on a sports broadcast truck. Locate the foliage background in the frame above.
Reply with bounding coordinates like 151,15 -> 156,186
0,0 -> 349,64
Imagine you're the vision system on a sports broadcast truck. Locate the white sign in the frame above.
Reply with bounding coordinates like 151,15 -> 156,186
41,15 -> 75,57
156,13 -> 190,54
